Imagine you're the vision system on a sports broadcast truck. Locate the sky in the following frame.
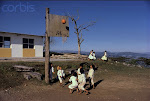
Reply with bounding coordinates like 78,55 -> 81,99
0,1 -> 150,53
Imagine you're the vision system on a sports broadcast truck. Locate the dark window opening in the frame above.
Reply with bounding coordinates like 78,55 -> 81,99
0,36 -> 11,48
23,38 -> 34,49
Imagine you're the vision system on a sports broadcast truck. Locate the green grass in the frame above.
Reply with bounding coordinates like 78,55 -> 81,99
0,60 -> 150,90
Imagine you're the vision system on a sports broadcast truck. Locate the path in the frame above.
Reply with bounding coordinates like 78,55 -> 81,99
0,75 -> 150,101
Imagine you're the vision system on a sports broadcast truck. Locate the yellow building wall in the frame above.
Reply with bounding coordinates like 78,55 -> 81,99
23,49 -> 35,57
0,48 -> 11,57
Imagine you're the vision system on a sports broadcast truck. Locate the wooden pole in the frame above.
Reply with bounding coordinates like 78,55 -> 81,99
45,8 -> 50,84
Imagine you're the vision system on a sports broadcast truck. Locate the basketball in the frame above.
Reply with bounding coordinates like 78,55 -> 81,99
61,19 -> 66,24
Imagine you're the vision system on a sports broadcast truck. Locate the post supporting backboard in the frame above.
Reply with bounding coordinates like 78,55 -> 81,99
45,8 -> 50,84
45,8 -> 69,84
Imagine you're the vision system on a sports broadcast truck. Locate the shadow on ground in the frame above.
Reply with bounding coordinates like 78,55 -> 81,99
87,79 -> 104,90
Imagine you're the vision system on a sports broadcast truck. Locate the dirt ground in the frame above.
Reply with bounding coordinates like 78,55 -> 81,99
0,75 -> 150,101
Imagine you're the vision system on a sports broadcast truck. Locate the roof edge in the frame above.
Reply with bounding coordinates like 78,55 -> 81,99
0,31 -> 45,37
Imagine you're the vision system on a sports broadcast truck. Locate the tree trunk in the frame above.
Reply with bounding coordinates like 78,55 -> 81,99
78,43 -> 81,55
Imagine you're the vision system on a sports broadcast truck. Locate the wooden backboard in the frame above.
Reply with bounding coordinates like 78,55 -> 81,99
48,14 -> 69,37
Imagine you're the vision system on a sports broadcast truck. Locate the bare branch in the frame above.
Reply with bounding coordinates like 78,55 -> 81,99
80,32 -> 83,40
80,39 -> 84,44
76,10 -> 80,21
78,21 -> 96,34
74,32 -> 77,34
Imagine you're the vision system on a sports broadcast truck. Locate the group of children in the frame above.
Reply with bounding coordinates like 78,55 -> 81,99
49,63 -> 65,86
49,63 -> 95,95
88,50 -> 96,60
88,50 -> 108,62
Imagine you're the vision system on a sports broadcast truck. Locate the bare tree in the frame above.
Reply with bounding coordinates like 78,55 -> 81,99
68,11 -> 96,55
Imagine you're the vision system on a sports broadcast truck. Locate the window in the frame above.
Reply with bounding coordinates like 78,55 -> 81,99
0,36 -> 11,48
23,38 -> 34,49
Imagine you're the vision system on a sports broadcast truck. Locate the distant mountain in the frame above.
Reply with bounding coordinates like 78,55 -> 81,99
144,52 -> 150,55
51,50 -> 150,59
106,52 -> 150,59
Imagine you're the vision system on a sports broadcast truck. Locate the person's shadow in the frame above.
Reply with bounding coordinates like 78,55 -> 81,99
87,79 -> 104,90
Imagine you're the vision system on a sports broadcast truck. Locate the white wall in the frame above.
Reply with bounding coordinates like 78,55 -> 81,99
35,37 -> 43,57
11,34 -> 23,57
0,32 -> 43,57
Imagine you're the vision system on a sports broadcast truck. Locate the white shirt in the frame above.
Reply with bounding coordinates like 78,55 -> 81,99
104,52 -> 107,57
69,76 -> 78,85
78,74 -> 86,83
88,68 -> 94,78
77,68 -> 81,75
50,67 -> 54,73
57,70 -> 64,77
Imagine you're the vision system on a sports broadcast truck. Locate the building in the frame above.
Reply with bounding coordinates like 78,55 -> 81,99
0,31 -> 43,57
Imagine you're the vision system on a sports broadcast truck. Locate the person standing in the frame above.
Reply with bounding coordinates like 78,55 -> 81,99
77,64 -> 83,84
57,66 -> 65,86
78,68 -> 89,95
87,65 -> 95,89
49,63 -> 55,82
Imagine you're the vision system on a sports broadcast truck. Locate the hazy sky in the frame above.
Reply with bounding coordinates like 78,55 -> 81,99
0,1 -> 149,53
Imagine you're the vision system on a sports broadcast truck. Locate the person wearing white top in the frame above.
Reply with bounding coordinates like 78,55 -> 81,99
50,63 -> 55,81
78,68 -> 89,95
93,52 -> 96,60
88,50 -> 94,60
87,65 -> 95,89
68,72 -> 78,94
101,50 -> 108,61
57,66 -> 65,86
77,65 -> 82,83
78,73 -> 86,90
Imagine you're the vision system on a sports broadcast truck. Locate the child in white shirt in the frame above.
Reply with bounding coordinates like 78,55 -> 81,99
93,52 -> 96,60
101,50 -> 108,61
88,50 -> 93,60
77,65 -> 82,83
57,66 -> 65,86
68,72 -> 78,94
78,68 -> 89,95
87,65 -> 95,89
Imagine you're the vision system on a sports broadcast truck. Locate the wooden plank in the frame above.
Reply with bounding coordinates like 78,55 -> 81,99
13,65 -> 34,69
13,65 -> 34,72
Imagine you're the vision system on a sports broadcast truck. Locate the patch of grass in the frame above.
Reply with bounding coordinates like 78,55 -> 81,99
109,57 -> 130,62
0,60 -> 150,90
0,62 -> 24,90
